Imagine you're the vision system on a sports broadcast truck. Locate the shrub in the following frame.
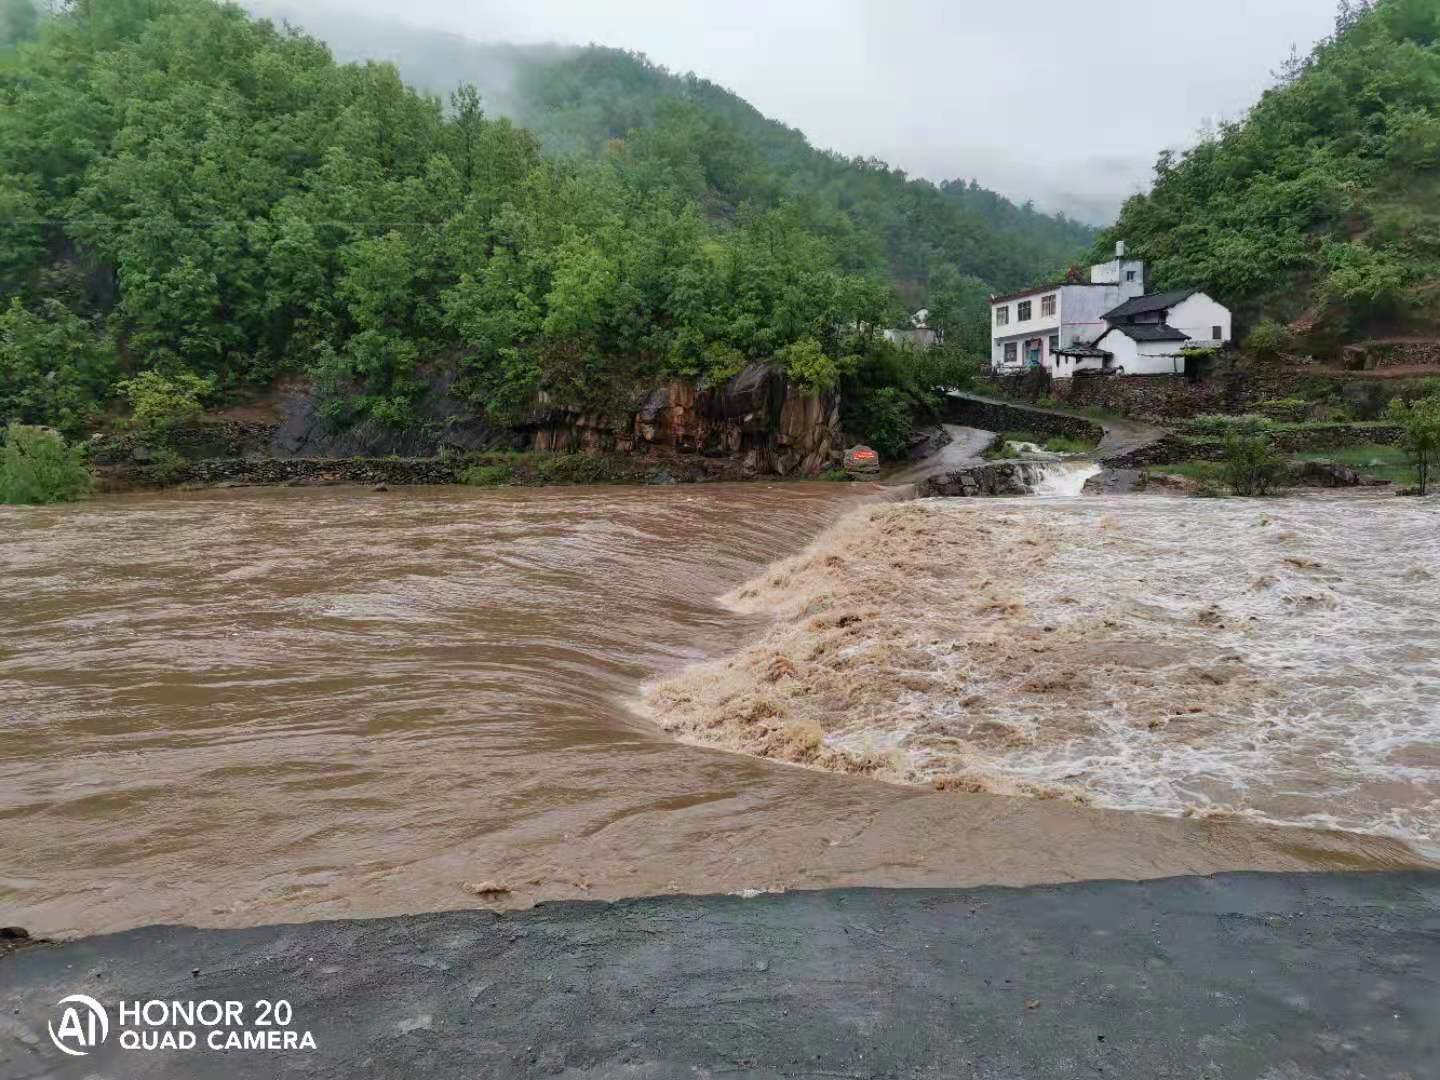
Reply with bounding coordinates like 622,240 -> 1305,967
1244,318 -> 1292,358
1187,413 -> 1275,437
1220,433 -> 1286,496
116,371 -> 213,437
0,424 -> 93,505
1254,397 -> 1312,423
461,463 -> 513,487
818,469 -> 852,482
1386,394 -> 1440,495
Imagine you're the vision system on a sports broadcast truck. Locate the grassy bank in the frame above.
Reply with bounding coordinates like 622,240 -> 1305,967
1154,444 -> 1417,489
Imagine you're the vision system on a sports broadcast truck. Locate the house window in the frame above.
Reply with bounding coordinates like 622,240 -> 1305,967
1003,342 -> 1017,364
1017,300 -> 1032,321
1049,334 -> 1060,354
1125,270 -> 1137,282
1212,325 -> 1222,340
1041,294 -> 1056,317
995,305 -> 1009,327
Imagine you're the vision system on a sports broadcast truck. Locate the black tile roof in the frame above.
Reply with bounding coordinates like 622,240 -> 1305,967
1100,323 -> 1190,343
1102,288 -> 1199,320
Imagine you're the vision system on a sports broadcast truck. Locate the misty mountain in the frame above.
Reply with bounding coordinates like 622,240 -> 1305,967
244,0 -> 1096,303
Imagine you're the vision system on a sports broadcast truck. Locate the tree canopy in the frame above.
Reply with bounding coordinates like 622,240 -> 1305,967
1096,0 -> 1440,341
0,0 -> 1078,438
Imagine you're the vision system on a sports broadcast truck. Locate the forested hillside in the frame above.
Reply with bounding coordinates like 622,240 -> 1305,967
0,0 -> 1089,444
0,0 -> 926,440
245,2 -> 1096,305
1096,0 -> 1440,348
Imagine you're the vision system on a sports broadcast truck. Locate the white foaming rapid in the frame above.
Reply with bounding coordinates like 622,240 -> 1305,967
646,493 -> 1440,850
993,494 -> 1440,847
1031,461 -> 1103,497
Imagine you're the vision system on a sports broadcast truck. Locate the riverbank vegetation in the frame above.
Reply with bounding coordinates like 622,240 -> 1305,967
1387,394 -> 1440,494
0,424 -> 92,505
1096,0 -> 1440,346
0,0 -> 1081,458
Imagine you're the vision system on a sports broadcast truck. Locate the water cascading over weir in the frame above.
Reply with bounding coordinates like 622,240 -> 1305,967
918,459 -> 1100,499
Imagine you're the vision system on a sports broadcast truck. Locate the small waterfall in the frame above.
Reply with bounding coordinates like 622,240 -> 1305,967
1031,461 -> 1102,497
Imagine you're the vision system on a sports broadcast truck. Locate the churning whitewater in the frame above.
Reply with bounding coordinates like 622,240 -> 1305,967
644,493 -> 1440,846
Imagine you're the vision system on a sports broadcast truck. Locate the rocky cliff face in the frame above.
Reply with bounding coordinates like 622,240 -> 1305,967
528,364 -> 840,477
96,364 -> 841,483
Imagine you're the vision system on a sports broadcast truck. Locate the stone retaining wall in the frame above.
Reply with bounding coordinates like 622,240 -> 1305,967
1342,339 -> 1440,370
96,451 -> 754,492
1113,423 -> 1405,467
942,396 -> 1104,444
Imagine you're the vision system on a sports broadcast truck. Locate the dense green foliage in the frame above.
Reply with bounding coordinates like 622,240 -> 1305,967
0,298 -> 117,435
0,423 -> 93,504
1097,0 -> 1440,341
247,3 -> 1095,304
0,0 -> 1018,448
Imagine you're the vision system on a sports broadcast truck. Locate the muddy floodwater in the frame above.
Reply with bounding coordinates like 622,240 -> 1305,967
1,485 -> 1430,938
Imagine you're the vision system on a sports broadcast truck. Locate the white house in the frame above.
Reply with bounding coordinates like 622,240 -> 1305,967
989,243 -> 1145,375
990,243 -> 1232,377
1074,290 -> 1232,375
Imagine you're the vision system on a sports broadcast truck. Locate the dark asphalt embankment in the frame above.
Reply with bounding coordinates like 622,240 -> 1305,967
3,872 -> 1439,1078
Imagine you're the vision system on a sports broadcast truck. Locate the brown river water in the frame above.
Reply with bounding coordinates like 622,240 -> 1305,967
1,484 -> 1430,938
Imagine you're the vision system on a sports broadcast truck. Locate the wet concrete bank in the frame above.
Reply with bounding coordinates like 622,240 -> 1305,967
3,871 -> 1438,1079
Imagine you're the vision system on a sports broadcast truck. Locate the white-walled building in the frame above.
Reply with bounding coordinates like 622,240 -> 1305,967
1077,290 -> 1233,375
990,243 -> 1232,377
989,243 -> 1145,375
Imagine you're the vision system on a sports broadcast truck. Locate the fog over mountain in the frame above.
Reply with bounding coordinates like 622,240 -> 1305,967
246,0 -> 1338,224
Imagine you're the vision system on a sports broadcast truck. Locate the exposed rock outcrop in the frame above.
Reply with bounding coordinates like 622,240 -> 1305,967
920,462 -> 1047,497
272,369 -> 508,459
94,364 -> 842,486
530,363 -> 840,477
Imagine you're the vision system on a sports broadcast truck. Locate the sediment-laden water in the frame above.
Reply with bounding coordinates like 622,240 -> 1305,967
1,485 -> 1428,938
649,492 -> 1440,847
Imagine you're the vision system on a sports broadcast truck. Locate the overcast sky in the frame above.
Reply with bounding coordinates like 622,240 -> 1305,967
278,0 -> 1339,224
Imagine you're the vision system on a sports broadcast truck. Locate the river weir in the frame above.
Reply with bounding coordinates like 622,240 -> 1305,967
1,484 -> 1431,938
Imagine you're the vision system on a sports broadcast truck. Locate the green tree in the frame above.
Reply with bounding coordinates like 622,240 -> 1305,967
1387,393 -> 1440,494
1220,433 -> 1286,496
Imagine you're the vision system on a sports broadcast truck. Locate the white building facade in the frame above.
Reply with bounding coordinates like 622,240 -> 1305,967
990,243 -> 1145,375
990,243 -> 1232,377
